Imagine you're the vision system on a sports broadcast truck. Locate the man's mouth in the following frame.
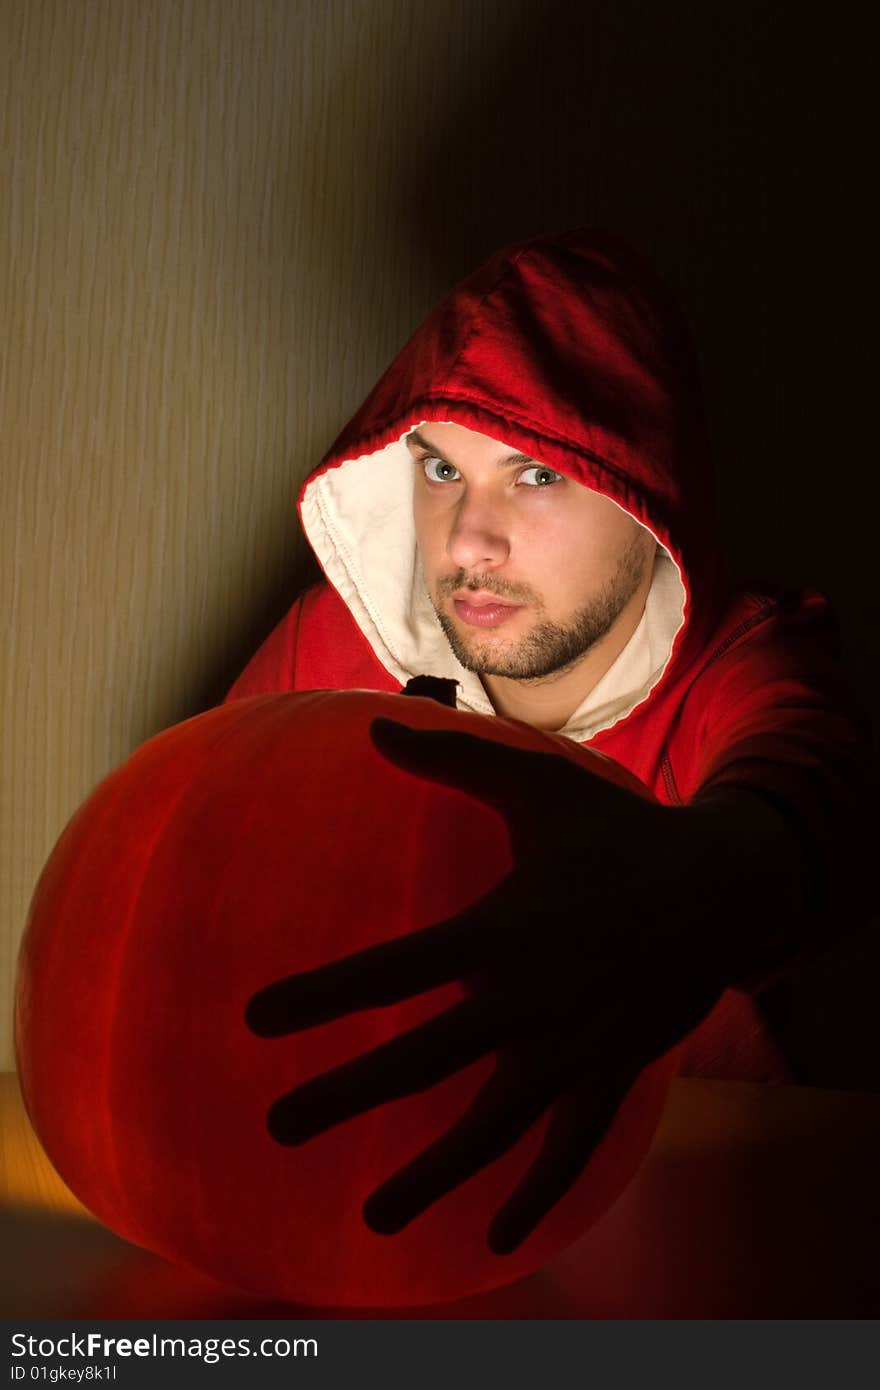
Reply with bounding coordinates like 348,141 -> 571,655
451,591 -> 525,628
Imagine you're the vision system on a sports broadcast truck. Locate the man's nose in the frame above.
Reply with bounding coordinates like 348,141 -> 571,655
446,492 -> 511,571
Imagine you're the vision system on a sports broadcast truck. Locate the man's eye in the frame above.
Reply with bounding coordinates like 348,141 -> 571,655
423,457 -> 461,483
520,465 -> 563,487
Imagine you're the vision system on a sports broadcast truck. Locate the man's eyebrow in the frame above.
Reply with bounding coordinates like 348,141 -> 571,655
405,429 -> 535,467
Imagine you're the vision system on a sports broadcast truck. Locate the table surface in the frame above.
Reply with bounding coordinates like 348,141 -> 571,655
2,1070 -> 879,1319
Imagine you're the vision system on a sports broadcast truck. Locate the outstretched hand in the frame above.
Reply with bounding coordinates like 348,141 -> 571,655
246,719 -> 728,1253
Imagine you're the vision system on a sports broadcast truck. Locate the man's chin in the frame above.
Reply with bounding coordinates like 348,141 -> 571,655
439,614 -> 522,671
437,609 -> 603,683
446,627 -> 544,680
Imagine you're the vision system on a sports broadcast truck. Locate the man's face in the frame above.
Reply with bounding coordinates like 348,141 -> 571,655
408,422 -> 656,681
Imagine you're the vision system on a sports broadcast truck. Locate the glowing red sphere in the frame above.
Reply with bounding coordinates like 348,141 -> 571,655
15,689 -> 679,1307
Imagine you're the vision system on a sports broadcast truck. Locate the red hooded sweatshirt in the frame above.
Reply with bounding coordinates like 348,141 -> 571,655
225,227 -> 875,1084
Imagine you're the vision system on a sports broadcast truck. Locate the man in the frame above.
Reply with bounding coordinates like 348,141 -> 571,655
228,228 -> 875,1252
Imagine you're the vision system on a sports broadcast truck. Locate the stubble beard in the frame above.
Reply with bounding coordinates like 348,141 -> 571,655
430,530 -> 653,683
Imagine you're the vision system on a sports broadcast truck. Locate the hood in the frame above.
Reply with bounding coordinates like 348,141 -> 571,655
298,227 -> 730,742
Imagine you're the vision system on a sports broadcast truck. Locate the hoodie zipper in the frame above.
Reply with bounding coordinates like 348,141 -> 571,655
660,753 -> 682,805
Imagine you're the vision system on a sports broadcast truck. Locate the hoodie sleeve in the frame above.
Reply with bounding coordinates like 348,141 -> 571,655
675,587 -> 877,938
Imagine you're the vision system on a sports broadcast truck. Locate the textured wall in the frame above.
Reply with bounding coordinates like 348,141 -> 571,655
0,0 -> 507,1066
2,1 -> 875,1068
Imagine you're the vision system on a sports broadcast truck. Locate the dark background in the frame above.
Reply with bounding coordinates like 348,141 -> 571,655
277,1 -> 876,727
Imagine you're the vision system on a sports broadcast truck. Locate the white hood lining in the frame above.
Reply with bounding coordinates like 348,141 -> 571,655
300,420 -> 686,742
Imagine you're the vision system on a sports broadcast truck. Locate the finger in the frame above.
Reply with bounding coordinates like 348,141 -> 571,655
486,1073 -> 634,1255
246,902 -> 509,1037
362,1061 -> 554,1236
266,993 -> 517,1145
370,719 -> 566,834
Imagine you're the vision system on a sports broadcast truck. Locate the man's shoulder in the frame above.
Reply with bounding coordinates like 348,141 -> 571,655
277,580 -> 400,693
225,581 -> 399,701
694,581 -> 840,676
672,578 -> 862,740
297,579 -> 358,626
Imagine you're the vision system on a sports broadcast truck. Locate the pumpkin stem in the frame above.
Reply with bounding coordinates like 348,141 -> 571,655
400,675 -> 459,708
